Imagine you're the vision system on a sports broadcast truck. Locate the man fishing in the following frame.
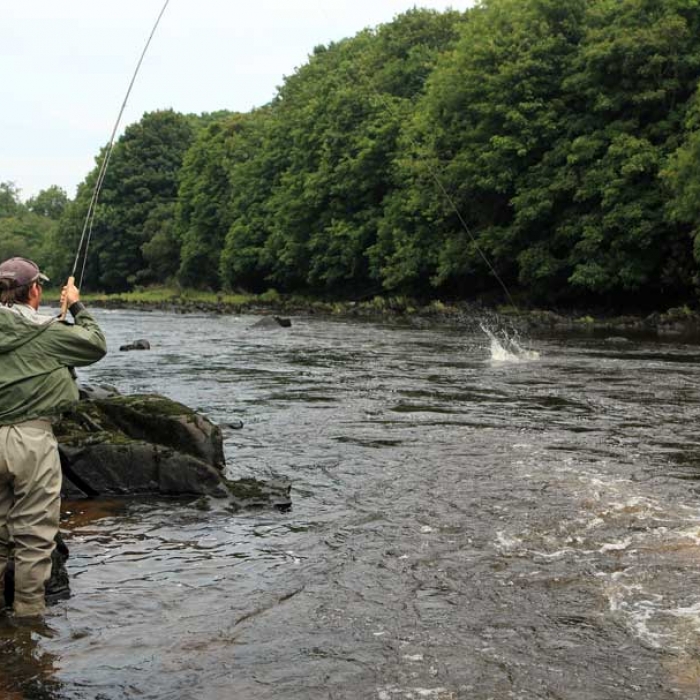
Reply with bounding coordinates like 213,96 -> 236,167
0,257 -> 106,619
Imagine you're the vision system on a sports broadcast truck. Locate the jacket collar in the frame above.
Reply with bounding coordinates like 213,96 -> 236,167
1,303 -> 55,326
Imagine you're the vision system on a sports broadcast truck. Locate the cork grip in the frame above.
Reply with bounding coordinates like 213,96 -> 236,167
59,276 -> 75,320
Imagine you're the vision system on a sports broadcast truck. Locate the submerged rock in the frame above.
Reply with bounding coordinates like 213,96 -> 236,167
224,477 -> 292,511
251,315 -> 291,329
605,336 -> 631,344
119,338 -> 151,351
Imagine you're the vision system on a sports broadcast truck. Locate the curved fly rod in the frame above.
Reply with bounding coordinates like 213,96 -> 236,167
60,0 -> 171,319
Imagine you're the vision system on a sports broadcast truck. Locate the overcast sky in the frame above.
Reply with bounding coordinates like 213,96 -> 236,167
2,1 -> 474,201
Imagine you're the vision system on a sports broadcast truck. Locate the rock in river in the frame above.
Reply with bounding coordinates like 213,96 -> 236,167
56,393 -> 230,499
119,338 -> 151,351
54,392 -> 291,510
250,315 -> 292,329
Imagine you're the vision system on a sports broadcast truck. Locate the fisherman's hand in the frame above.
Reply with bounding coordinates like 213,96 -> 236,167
61,279 -> 81,308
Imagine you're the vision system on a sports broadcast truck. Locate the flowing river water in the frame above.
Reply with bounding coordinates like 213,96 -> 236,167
4,308 -> 700,699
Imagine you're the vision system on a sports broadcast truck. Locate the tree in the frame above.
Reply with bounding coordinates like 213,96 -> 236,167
219,9 -> 465,295
662,83 -> 700,288
542,0 -> 700,303
177,115 -> 244,289
373,0 -> 585,297
219,108 -> 284,292
41,2 -> 700,307
26,186 -> 69,220
66,110 -> 195,291
0,182 -> 24,219
374,0 -> 700,306
0,181 -> 61,273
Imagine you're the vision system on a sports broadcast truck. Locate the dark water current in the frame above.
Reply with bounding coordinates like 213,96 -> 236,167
4,309 -> 700,699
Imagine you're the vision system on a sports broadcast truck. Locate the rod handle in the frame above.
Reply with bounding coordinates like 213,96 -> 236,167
59,276 -> 76,320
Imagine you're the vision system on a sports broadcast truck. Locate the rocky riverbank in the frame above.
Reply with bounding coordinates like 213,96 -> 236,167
513,307 -> 700,338
81,295 -> 700,339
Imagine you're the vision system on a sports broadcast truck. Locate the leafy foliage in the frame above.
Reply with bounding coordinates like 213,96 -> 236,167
62,110 -> 195,291
13,3 -> 700,309
178,114 -> 249,289
0,182 -> 59,272
218,8 -> 465,295
25,186 -> 69,220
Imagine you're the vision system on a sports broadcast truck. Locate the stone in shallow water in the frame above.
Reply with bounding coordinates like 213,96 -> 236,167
250,315 -> 292,329
55,393 -> 229,498
55,391 -> 290,507
119,339 -> 151,351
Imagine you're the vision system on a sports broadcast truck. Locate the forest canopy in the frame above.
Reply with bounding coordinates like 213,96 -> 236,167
6,0 -> 700,310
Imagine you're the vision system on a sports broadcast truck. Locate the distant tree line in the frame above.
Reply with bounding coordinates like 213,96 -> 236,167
0,182 -> 69,264
6,0 -> 700,309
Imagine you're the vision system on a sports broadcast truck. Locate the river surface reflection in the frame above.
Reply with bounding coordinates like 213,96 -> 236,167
3,308 -> 700,698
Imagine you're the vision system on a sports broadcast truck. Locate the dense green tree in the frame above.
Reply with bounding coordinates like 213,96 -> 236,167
372,0 -> 700,306
26,186 -> 69,220
536,0 -> 700,303
373,0 -> 587,297
47,195 -> 84,284
219,9 -> 464,295
219,108 -> 285,292
18,3 -> 700,308
260,33 -> 384,291
0,182 -> 24,219
177,115 -> 245,289
0,214 -> 54,264
0,181 -> 62,272
663,83 -> 700,285
66,110 -> 195,291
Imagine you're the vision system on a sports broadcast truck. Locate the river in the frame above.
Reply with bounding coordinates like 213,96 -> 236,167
3,308 -> 700,699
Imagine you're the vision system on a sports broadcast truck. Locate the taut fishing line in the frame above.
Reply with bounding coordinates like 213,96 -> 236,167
368,84 -> 517,310
306,3 -> 516,308
352,42 -> 538,360
69,0 -> 171,293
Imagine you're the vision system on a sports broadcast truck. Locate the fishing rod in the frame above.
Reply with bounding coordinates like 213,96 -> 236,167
60,0 -> 171,319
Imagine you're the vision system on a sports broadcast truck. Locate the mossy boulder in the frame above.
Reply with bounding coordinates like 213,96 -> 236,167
54,393 -> 291,511
55,394 -> 230,499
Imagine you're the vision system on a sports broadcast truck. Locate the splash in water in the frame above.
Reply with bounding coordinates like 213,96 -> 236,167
480,323 -> 540,363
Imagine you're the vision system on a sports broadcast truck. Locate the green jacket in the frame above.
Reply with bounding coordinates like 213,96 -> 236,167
0,305 -> 107,425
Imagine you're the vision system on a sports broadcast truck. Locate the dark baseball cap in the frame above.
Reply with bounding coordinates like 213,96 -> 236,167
0,257 -> 50,288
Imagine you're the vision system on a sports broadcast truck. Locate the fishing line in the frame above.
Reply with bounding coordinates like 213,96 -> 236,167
70,0 -> 171,291
368,84 -> 517,310
343,20 -> 530,356
301,2 -> 516,308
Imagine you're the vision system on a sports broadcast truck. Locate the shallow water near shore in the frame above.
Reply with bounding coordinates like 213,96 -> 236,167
4,308 -> 700,698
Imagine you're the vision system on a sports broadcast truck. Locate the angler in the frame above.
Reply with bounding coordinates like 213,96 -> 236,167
0,257 -> 106,619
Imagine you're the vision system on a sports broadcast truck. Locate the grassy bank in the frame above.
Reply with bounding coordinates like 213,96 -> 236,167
43,286 -> 256,306
42,285 -> 435,317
